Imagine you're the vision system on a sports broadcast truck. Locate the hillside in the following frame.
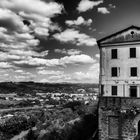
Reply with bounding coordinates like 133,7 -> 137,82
0,82 -> 98,94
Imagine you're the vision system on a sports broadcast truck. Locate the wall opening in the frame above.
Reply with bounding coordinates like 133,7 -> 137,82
111,49 -> 118,59
130,86 -> 137,97
112,86 -> 117,96
138,120 -> 140,134
130,67 -> 137,77
111,67 -> 118,77
130,48 -> 136,58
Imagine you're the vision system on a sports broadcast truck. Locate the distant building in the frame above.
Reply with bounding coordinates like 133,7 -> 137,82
97,26 -> 140,140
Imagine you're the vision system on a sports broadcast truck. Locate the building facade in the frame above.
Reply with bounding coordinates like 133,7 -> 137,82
98,26 -> 140,140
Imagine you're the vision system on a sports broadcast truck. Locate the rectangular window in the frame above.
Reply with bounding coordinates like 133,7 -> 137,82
130,67 -> 137,76
112,86 -> 117,96
130,48 -> 136,58
101,85 -> 104,95
130,86 -> 137,97
108,116 -> 119,139
111,49 -> 117,59
111,67 -> 118,77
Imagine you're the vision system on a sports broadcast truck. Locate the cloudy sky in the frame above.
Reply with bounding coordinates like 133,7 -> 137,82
0,0 -> 140,83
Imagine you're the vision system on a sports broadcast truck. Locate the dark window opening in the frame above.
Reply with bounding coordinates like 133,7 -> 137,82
130,48 -> 136,58
112,86 -> 117,96
130,86 -> 137,97
138,120 -> 140,134
111,49 -> 117,59
131,67 -> 137,77
101,85 -> 104,95
112,67 -> 118,77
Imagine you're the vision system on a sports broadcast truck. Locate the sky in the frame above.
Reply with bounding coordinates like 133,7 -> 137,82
0,0 -> 140,83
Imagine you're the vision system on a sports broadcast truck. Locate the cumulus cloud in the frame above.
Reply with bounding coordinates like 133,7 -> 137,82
0,9 -> 29,32
65,16 -> 92,26
0,0 -> 64,71
53,29 -> 96,46
39,63 -> 99,83
9,50 -> 49,58
0,0 -> 63,17
77,0 -> 103,12
15,74 -> 36,81
38,70 -> 64,75
60,54 -> 95,65
109,4 -> 116,9
98,7 -> 110,14
95,54 -> 100,58
0,26 -> 41,64
74,71 -> 99,83
89,63 -> 99,71
15,69 -> 24,73
40,73 -> 72,83
0,0 -> 63,38
0,62 -> 13,69
19,11 -> 61,37
13,54 -> 95,67
0,52 -> 23,61
54,49 -> 82,55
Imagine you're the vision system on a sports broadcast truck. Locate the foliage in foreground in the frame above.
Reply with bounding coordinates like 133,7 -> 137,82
24,102 -> 98,140
0,101 -> 98,140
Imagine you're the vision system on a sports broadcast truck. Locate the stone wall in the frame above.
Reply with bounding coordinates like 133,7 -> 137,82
99,97 -> 140,140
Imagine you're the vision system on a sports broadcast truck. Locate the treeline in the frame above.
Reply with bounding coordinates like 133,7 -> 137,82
0,82 -> 98,94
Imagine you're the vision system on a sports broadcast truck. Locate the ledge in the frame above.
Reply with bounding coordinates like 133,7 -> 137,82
99,96 -> 140,109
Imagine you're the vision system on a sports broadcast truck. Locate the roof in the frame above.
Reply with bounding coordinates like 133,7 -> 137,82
97,25 -> 140,48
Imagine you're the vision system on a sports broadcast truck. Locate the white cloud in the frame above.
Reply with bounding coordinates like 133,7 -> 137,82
0,52 -> 22,61
77,0 -> 103,12
95,54 -> 100,58
53,29 -> 97,46
15,70 -> 24,73
19,11 -> 61,36
34,27 -> 49,37
54,49 -> 82,55
109,4 -> 116,9
0,0 -> 65,80
74,71 -> 99,83
0,0 -> 63,17
0,62 -> 13,69
98,7 -> 110,14
89,63 -> 99,71
10,50 -> 48,57
43,74 -> 72,83
0,0 -> 63,38
65,16 -> 92,26
14,73 -> 36,81
38,70 -> 64,75
0,0 -> 63,65
13,54 -> 95,67
15,75 -> 26,79
39,64 -> 99,83
0,8 -> 29,32
4,73 -> 9,76
60,54 -> 95,65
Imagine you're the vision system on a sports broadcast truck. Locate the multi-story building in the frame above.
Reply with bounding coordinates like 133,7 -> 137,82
97,26 -> 140,140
